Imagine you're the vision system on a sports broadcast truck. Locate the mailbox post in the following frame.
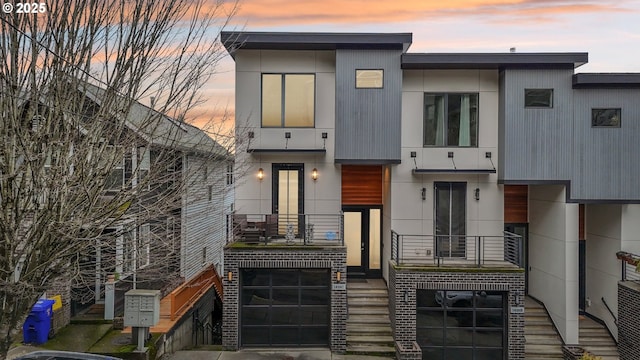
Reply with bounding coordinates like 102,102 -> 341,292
123,289 -> 160,352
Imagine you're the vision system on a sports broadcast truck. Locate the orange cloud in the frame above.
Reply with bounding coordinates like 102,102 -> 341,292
235,0 -> 633,26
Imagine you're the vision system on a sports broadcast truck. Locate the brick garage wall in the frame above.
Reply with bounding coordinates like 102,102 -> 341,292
618,281 -> 640,360
389,264 -> 525,360
222,246 -> 347,353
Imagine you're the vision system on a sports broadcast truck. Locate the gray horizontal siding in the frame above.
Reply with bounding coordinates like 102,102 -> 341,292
335,49 -> 402,163
500,69 -> 640,201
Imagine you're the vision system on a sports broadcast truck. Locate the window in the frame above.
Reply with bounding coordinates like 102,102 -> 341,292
424,93 -> 478,147
138,147 -> 150,190
524,89 -> 553,108
592,108 -> 621,127
262,74 -> 315,127
356,69 -> 383,88
208,185 -> 213,201
203,166 -> 208,182
138,224 -> 150,268
202,247 -> 207,265
226,162 -> 234,185
105,146 -> 125,191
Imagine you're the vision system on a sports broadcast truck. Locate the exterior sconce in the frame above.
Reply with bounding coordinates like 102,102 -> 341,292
474,188 -> 480,201
403,290 -> 409,304
421,188 -> 426,201
312,168 -> 318,181
336,271 -> 341,282
257,168 -> 264,181
227,271 -> 233,282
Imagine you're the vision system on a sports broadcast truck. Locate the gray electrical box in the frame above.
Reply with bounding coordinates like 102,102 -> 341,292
124,289 -> 160,328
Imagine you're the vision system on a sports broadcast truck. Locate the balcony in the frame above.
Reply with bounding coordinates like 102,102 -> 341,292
391,231 -> 523,268
226,213 -> 344,246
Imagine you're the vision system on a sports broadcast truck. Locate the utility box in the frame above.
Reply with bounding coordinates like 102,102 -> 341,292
123,289 -> 160,328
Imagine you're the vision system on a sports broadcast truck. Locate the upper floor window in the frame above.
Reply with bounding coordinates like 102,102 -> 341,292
356,69 -> 383,88
424,93 -> 478,147
524,89 -> 553,108
592,108 -> 621,127
262,74 -> 315,128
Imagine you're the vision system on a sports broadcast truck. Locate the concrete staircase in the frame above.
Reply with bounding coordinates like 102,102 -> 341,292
579,317 -> 619,360
346,279 -> 395,357
525,297 -> 564,359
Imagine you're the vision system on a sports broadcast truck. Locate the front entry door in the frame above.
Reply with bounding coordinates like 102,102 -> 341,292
435,182 -> 466,258
343,207 -> 381,278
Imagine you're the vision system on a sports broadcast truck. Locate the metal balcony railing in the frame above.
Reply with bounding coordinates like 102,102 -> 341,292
391,230 -> 523,267
226,213 -> 344,246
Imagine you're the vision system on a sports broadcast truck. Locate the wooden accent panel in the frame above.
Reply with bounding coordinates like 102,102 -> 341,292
341,165 -> 383,205
579,204 -> 585,240
504,185 -> 528,223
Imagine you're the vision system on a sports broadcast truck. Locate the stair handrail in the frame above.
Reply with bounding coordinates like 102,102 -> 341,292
601,296 -> 618,327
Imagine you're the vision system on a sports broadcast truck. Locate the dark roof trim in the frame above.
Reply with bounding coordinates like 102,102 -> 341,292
412,169 -> 496,174
248,148 -> 326,154
335,159 -> 401,165
402,53 -> 588,70
221,31 -> 412,56
573,73 -> 640,89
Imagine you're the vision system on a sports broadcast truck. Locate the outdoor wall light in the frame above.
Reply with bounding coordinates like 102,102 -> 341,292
227,271 -> 233,282
421,187 -> 426,201
474,188 -> 480,201
336,271 -> 341,282
312,168 -> 318,181
403,290 -> 409,304
257,168 -> 264,181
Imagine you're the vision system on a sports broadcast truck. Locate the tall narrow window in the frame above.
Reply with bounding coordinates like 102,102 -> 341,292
424,93 -> 478,147
262,74 -> 315,128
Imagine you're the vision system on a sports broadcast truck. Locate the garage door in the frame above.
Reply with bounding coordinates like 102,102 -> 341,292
240,269 -> 330,347
417,289 -> 507,360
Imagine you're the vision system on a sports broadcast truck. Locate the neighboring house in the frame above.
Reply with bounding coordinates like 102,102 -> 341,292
221,31 -> 640,360
69,83 -> 232,317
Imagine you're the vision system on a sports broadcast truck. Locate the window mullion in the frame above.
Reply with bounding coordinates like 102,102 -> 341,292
281,75 -> 286,127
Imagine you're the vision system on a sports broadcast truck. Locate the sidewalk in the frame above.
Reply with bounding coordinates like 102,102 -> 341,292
164,350 -> 394,360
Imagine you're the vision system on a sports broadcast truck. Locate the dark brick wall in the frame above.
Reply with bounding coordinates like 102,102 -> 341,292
618,281 -> 640,360
222,246 -> 347,353
389,265 -> 525,360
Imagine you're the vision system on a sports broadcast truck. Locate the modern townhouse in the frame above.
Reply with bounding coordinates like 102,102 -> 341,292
221,31 -> 640,360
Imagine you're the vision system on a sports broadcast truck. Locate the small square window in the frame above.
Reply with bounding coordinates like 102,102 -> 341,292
592,108 -> 621,127
524,89 -> 553,108
356,69 -> 383,88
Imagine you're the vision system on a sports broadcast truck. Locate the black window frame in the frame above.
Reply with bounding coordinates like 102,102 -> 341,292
423,92 -> 479,148
524,89 -> 554,108
261,73 -> 316,128
591,108 -> 621,128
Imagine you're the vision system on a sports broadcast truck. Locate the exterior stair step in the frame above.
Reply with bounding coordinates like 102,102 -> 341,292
349,307 -> 389,315
346,279 -> 393,358
525,297 -> 564,360
346,344 -> 396,356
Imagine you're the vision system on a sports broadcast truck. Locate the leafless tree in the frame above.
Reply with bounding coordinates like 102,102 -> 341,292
0,0 -> 240,357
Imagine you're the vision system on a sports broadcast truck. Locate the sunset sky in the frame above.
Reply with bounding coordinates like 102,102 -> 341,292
197,0 -> 640,128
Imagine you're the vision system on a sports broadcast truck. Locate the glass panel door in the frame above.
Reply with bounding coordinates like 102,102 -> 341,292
343,207 -> 382,277
273,164 -> 304,237
435,183 -> 466,258
344,212 -> 362,268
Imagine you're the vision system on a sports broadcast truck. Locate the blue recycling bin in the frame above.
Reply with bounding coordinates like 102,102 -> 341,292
22,299 -> 55,344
